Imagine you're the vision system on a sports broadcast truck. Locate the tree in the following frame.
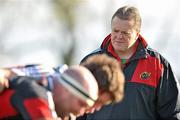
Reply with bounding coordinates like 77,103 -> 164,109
52,0 -> 81,65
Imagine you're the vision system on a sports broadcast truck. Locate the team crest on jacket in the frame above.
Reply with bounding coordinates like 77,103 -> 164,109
140,72 -> 151,80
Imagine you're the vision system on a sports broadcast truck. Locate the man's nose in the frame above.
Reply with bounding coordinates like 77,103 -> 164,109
117,32 -> 123,38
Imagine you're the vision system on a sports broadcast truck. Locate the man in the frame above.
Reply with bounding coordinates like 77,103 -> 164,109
80,5 -> 180,119
0,65 -> 98,120
0,54 -> 126,119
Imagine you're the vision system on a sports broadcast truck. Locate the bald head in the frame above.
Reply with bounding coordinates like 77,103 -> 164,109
58,65 -> 98,106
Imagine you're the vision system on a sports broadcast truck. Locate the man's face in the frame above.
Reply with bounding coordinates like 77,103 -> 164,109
85,91 -> 112,113
54,90 -> 91,118
111,16 -> 139,53
69,96 -> 90,117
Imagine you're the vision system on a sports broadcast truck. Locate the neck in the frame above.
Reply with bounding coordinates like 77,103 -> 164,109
115,46 -> 134,59
54,102 -> 69,119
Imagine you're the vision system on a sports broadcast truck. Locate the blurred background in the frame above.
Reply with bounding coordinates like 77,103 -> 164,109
0,0 -> 179,80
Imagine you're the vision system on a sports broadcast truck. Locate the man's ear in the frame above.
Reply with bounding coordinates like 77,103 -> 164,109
136,33 -> 139,40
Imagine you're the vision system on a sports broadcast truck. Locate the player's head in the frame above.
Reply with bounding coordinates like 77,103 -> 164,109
81,54 -> 125,112
52,65 -> 98,117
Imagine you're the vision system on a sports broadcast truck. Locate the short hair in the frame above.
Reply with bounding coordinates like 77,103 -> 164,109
81,54 -> 125,103
111,5 -> 141,33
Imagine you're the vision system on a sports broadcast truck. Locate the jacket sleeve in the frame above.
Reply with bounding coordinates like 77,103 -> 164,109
10,76 -> 55,120
156,59 -> 180,119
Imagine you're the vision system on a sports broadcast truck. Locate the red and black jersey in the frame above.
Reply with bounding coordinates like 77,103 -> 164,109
0,76 -> 56,120
80,34 -> 180,120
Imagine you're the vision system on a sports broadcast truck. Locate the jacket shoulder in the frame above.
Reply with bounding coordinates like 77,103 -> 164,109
80,48 -> 105,63
146,46 -> 170,67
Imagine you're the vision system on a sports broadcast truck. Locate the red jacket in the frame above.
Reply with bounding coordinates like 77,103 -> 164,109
0,76 -> 56,120
80,34 -> 180,120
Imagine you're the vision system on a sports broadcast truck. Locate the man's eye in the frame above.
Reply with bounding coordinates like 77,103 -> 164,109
122,31 -> 129,35
113,29 -> 119,32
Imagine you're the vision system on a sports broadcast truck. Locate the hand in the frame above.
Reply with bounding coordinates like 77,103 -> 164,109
0,68 -> 18,93
0,69 -> 10,92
